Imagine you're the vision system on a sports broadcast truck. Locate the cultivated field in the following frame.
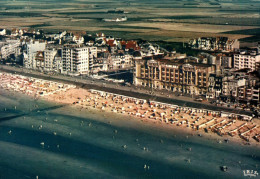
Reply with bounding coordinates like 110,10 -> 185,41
0,0 -> 260,42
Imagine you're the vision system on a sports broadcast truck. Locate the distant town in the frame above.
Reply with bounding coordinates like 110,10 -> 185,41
0,28 -> 260,117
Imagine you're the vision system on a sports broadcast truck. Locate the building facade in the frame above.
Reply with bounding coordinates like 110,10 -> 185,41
44,48 -> 58,71
23,40 -> 46,69
61,45 -> 97,75
134,58 -> 215,95
35,51 -> 45,71
189,37 -> 240,52
234,51 -> 260,72
0,39 -> 21,59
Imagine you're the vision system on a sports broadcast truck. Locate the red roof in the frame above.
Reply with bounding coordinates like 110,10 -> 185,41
134,47 -> 141,51
106,40 -> 116,47
11,29 -> 18,33
120,41 -> 126,46
125,41 -> 138,49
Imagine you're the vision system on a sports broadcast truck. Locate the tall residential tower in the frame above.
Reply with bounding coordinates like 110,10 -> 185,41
61,44 -> 97,75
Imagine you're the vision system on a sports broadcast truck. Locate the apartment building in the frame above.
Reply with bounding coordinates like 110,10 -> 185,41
0,39 -> 21,59
198,52 -> 216,65
236,76 -> 260,103
110,54 -> 133,70
23,40 -> 46,69
237,86 -> 260,102
217,53 -> 233,68
35,51 -> 45,71
134,58 -> 215,95
92,58 -> 108,73
53,51 -> 62,73
44,48 -> 58,71
234,51 -> 260,72
61,44 -> 97,75
251,88 -> 260,102
207,74 -> 222,99
222,77 -> 238,97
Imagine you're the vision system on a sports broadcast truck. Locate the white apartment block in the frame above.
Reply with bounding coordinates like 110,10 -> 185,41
92,58 -> 108,73
110,54 -> 133,70
23,41 -> 46,69
44,48 -> 57,71
53,55 -> 62,73
222,80 -> 238,97
234,51 -> 260,72
61,45 -> 97,75
0,39 -> 21,59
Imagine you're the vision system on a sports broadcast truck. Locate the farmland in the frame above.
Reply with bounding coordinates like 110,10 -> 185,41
0,0 -> 259,42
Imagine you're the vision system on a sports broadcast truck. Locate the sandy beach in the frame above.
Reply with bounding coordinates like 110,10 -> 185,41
1,71 -> 260,146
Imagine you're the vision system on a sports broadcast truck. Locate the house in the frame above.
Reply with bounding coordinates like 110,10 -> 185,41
121,40 -> 140,51
86,40 -> 94,46
106,39 -> 118,53
11,29 -> 24,36
189,37 -> 239,52
71,31 -> 86,44
73,35 -> 84,44
140,42 -> 162,56
0,29 -> 6,36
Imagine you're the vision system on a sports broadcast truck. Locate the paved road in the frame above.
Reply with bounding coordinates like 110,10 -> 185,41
0,65 -> 253,116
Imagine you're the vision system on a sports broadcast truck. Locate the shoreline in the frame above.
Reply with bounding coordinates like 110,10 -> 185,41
70,90 -> 260,147
0,71 -> 260,147
69,103 -> 260,149
0,65 -> 254,116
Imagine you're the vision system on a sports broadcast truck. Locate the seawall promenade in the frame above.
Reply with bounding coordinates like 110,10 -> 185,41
0,65 -> 253,116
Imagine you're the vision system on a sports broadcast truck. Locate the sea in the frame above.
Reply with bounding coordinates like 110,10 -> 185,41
0,88 -> 259,179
